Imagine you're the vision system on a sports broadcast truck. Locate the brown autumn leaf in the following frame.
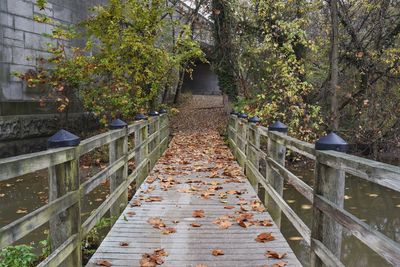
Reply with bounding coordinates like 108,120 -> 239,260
96,259 -> 112,266
272,261 -> 288,267
238,220 -> 252,228
126,211 -> 136,217
213,216 -> 233,229
192,210 -> 205,218
140,248 -> 168,267
266,250 -> 287,259
146,177 -> 156,184
119,241 -> 129,247
255,233 -> 275,243
196,264 -> 208,267
162,227 -> 177,235
224,205 -> 235,209
145,196 -> 163,202
131,199 -> 141,207
212,249 -> 225,256
191,222 -> 202,227
256,219 -> 273,227
251,200 -> 266,212
147,217 -> 166,229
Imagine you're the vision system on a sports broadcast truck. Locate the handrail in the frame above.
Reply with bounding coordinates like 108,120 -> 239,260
0,114 -> 170,266
227,115 -> 400,266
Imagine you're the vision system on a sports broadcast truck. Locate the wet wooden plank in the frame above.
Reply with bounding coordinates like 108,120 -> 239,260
87,132 -> 301,267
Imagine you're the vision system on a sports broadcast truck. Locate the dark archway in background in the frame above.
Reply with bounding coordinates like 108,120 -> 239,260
182,62 -> 220,95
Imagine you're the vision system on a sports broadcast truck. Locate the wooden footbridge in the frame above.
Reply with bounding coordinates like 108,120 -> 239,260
1,111 -> 400,267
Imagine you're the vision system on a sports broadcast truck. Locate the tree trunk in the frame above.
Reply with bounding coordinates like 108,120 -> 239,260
173,68 -> 186,104
328,0 -> 340,131
162,86 -> 169,104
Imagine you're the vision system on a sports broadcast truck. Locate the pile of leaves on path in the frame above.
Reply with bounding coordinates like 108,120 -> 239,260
170,95 -> 228,134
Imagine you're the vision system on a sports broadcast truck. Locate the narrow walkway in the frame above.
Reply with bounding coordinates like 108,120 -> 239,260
87,131 -> 301,266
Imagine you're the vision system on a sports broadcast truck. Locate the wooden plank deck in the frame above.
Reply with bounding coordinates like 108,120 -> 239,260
87,132 -> 301,267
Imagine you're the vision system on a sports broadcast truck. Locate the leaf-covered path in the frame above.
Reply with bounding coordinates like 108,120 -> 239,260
87,135 -> 300,266
87,96 -> 301,267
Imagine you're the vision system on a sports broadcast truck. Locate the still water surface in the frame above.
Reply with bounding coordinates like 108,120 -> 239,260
282,161 -> 400,266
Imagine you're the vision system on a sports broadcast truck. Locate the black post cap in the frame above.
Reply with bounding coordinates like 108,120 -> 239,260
148,110 -> 159,117
159,108 -> 167,114
109,119 -> 127,130
48,129 -> 80,149
134,113 -> 148,121
238,112 -> 248,119
248,116 -> 261,123
268,121 -> 288,133
315,132 -> 348,152
230,111 -> 238,115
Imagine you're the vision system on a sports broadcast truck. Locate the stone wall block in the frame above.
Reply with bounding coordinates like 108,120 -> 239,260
7,0 -> 33,18
0,12 -> 14,27
0,117 -> 20,140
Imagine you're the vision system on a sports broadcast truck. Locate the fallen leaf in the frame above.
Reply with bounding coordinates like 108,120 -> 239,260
196,265 -> 208,267
212,249 -> 224,256
147,217 -> 166,229
255,233 -> 275,243
191,223 -> 202,227
272,261 -> 288,267
266,250 -> 287,259
131,200 -> 141,206
96,259 -> 112,266
140,248 -> 168,267
16,209 -> 28,214
224,206 -> 235,209
119,242 -> 129,247
145,196 -> 163,202
146,177 -> 156,184
192,210 -> 205,218
126,211 -> 136,217
162,227 -> 177,235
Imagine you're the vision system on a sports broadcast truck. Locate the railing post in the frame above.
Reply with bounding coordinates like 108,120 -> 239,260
159,109 -> 168,154
311,133 -> 348,267
266,121 -> 287,228
47,130 -> 81,267
246,116 -> 261,190
237,113 -> 248,169
108,119 -> 128,218
148,111 -> 160,167
134,114 -> 150,189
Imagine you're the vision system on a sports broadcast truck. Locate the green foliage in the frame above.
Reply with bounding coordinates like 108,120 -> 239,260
226,0 -> 323,141
18,0 -> 204,124
82,216 -> 116,254
0,245 -> 37,267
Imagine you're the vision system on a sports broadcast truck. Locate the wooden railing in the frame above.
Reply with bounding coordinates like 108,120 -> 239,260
228,115 -> 400,267
0,114 -> 170,266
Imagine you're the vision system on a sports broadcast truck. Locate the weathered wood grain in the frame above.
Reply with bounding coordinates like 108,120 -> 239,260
0,147 -> 76,181
316,150 -> 400,193
87,132 -> 301,267
311,238 -> 344,267
266,156 -> 313,203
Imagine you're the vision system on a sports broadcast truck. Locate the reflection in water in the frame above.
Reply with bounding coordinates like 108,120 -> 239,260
0,167 -> 110,253
280,162 -> 400,267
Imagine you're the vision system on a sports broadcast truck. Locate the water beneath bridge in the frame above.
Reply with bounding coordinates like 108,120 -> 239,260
0,95 -> 399,266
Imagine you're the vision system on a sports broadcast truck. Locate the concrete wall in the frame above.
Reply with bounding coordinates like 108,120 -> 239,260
0,0 -> 106,105
0,0 -> 105,158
